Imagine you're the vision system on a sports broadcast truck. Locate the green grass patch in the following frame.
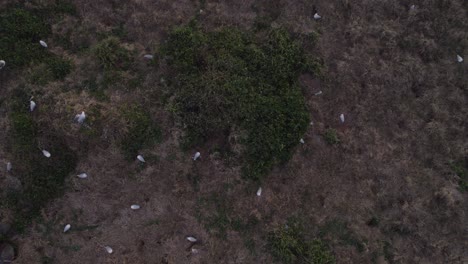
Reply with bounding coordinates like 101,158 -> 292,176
93,37 -> 133,71
162,24 -> 313,180
268,220 -> 335,264
120,105 -> 162,160
451,161 -> 467,192
324,129 -> 340,145
318,220 -> 365,253
28,56 -> 73,84
4,89 -> 77,232
0,2 -> 77,69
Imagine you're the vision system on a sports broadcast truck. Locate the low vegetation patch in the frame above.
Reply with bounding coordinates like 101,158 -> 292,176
451,162 -> 467,192
4,89 -> 77,232
324,129 -> 340,145
162,24 -> 313,180
120,105 -> 162,160
268,220 -> 335,264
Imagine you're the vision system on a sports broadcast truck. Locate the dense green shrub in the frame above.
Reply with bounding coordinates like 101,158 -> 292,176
324,129 -> 340,145
93,37 -> 132,70
120,106 -> 162,160
267,220 -> 335,264
162,25 -> 311,180
0,8 -> 50,68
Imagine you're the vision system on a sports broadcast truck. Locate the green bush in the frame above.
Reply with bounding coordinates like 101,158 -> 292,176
93,37 -> 132,70
46,56 -> 73,80
0,8 -> 50,68
267,220 -> 335,264
451,162 -> 467,192
324,129 -> 340,145
162,25 -> 312,180
120,106 -> 162,160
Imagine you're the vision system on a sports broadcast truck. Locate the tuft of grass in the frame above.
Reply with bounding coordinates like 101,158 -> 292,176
28,56 -> 73,84
93,37 -> 132,71
451,162 -> 467,192
268,220 -> 335,264
324,129 -> 340,145
318,220 -> 365,253
162,25 -> 312,180
120,105 -> 162,160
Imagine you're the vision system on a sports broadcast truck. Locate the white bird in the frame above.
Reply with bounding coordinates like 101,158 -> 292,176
256,187 -> 262,197
0,60 -> 5,69
104,246 -> 113,254
39,40 -> 48,48
30,100 -> 36,112
313,13 -> 321,20
75,111 -> 86,124
310,121 -> 314,126
339,113 -> 345,123
457,55 -> 463,63
410,4 -> 416,10
299,138 -> 305,144
77,173 -> 88,179
42,150 -> 51,158
143,54 -> 154,60
192,152 -> 201,161
130,204 -> 140,210
187,236 -> 197,242
63,224 -> 71,233
137,155 -> 145,163
191,248 -> 199,254
6,162 -> 12,172
314,91 -> 323,96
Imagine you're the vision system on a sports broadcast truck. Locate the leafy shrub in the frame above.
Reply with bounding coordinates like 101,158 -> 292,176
28,56 -> 73,84
324,129 -> 340,145
120,106 -> 162,160
268,220 -> 335,264
162,25 -> 312,180
93,37 -> 132,70
0,8 -> 50,68
451,162 -> 467,192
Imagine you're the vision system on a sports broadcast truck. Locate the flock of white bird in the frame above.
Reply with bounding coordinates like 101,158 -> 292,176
0,10 -> 465,255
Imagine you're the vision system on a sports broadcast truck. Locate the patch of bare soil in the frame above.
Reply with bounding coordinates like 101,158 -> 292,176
1,0 -> 467,263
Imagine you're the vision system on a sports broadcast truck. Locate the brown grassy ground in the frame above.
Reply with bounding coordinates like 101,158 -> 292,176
1,0 -> 467,263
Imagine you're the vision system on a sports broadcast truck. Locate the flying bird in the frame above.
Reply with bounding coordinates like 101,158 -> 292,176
30,100 -> 36,112
256,187 -> 262,197
186,236 -> 197,242
6,162 -> 12,172
143,54 -> 154,60
192,152 -> 201,161
340,114 -> 345,123
137,155 -> 145,163
42,150 -> 51,158
0,60 -> 5,69
77,173 -> 88,179
63,224 -> 71,233
104,246 -> 113,254
39,40 -> 48,48
75,111 -> 86,124
457,55 -> 463,63
131,204 -> 140,210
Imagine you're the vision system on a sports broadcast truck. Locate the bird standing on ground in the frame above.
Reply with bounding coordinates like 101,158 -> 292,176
457,55 -> 463,63
42,150 -> 51,158
137,155 -> 145,163
39,40 -> 48,48
193,152 -> 201,161
0,60 -> 5,69
75,111 -> 86,124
